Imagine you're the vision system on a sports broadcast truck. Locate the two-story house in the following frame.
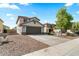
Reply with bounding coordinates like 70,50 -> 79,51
16,16 -> 44,35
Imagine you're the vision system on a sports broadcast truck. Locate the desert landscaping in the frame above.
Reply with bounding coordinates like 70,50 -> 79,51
0,35 -> 49,56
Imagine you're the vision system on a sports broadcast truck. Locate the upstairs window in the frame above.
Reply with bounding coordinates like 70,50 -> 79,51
34,21 -> 36,24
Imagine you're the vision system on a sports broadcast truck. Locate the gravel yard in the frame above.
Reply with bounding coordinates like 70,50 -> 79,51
0,35 -> 49,56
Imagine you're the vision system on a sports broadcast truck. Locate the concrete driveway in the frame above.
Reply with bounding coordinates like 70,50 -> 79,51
25,37 -> 79,56
28,35 -> 70,46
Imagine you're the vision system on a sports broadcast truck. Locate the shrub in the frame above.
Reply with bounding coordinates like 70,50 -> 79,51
71,22 -> 79,32
66,32 -> 75,36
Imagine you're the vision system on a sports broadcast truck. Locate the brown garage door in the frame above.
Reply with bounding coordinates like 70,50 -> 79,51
26,26 -> 41,34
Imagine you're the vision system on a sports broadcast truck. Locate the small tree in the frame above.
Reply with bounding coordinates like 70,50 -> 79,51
56,7 -> 73,33
71,22 -> 79,32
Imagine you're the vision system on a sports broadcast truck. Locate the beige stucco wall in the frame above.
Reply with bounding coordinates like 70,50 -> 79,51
22,26 -> 26,32
0,21 -> 3,33
17,26 -> 22,35
41,27 -> 44,33
16,18 -> 23,35
44,25 -> 49,33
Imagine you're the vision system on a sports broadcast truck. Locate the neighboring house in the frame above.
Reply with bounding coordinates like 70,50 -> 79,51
3,25 -> 10,33
3,25 -> 10,30
0,19 -> 4,33
44,23 -> 55,33
13,27 -> 17,31
16,16 -> 44,34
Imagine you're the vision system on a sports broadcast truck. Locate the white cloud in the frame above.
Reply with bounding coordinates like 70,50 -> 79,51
19,3 -> 30,5
10,17 -> 14,20
32,11 -> 37,15
44,20 -> 48,23
65,3 -> 74,7
0,3 -> 20,9
76,11 -> 79,14
43,19 -> 55,24
44,20 -> 51,23
6,13 -> 15,16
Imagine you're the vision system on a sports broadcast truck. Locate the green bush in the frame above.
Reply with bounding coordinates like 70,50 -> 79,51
71,22 -> 79,32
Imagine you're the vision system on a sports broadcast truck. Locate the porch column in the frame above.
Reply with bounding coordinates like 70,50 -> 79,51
22,26 -> 26,35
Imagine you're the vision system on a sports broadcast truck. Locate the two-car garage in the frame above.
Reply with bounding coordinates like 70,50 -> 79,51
23,21 -> 43,34
26,26 -> 41,34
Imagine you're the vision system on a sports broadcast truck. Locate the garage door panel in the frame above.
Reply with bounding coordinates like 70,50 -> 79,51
26,27 -> 41,34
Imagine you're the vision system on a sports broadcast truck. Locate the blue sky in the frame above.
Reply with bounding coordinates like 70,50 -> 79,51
0,3 -> 79,28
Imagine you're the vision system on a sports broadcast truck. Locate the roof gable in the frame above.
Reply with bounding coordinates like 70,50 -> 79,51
30,17 -> 40,21
16,16 -> 29,24
23,20 -> 43,27
16,16 -> 40,24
